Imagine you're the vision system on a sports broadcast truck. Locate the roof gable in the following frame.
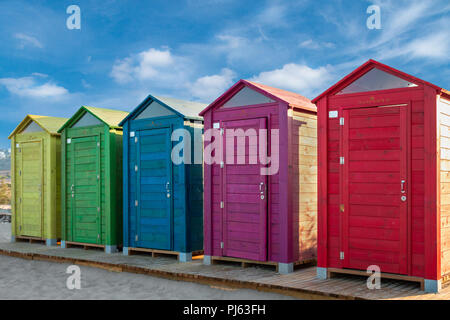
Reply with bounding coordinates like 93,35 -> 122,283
9,115 -> 68,139
312,59 -> 444,103
199,79 -> 316,116
58,106 -> 129,132
119,95 -> 206,126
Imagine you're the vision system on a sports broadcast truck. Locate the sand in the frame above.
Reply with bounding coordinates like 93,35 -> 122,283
0,223 -> 295,300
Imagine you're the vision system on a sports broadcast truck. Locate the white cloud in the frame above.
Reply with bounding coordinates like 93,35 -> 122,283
190,68 -> 236,101
250,63 -> 333,98
14,33 -> 43,49
110,48 -> 184,84
299,39 -> 335,50
0,76 -> 68,99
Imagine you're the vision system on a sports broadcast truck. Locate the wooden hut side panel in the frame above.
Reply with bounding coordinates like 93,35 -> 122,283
439,96 -> 450,277
185,122 -> 204,253
291,110 -> 317,262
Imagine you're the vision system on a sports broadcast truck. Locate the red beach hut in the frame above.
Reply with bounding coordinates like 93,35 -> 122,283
200,80 -> 317,273
313,59 -> 450,292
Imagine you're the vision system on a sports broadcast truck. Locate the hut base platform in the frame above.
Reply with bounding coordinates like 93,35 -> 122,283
124,246 -> 203,262
0,240 -> 449,300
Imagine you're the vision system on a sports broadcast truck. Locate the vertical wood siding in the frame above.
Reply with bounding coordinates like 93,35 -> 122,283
291,110 -> 317,262
439,97 -> 450,276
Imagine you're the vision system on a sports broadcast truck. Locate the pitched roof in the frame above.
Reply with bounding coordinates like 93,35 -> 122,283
9,115 -> 68,139
119,95 -> 207,125
58,106 -> 129,132
312,59 -> 448,103
199,79 -> 316,116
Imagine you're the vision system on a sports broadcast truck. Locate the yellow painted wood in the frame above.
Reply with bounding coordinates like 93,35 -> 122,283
9,115 -> 67,241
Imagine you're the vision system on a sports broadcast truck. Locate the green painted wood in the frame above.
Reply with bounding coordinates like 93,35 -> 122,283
60,107 -> 126,247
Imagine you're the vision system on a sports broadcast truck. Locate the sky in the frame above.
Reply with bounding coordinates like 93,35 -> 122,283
0,0 -> 448,148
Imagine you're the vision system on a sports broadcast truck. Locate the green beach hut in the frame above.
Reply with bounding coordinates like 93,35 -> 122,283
58,106 -> 128,253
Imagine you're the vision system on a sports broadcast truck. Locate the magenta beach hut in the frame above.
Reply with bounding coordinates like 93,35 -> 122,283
200,80 -> 318,274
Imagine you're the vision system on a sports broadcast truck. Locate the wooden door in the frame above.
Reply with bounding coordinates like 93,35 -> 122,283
68,136 -> 101,244
341,104 -> 409,275
222,118 -> 268,261
19,140 -> 43,237
134,128 -> 172,250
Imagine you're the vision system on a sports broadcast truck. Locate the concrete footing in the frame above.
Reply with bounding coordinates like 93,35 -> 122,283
45,239 -> 57,247
317,267 -> 328,280
123,247 -> 129,256
10,236 -> 16,243
105,245 -> 118,254
178,252 -> 192,263
278,263 -> 294,275
60,241 -> 67,249
424,279 -> 442,293
203,255 -> 212,265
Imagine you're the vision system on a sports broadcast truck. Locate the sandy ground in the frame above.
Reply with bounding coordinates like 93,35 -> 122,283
0,223 -> 295,300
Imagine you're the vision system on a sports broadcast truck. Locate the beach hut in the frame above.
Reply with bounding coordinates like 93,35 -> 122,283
313,59 -> 450,293
199,80 -> 317,274
9,115 -> 68,246
120,95 -> 206,262
58,106 -> 128,253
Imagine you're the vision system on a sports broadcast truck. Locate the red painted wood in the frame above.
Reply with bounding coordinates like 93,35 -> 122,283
315,60 -> 446,281
342,105 -> 409,275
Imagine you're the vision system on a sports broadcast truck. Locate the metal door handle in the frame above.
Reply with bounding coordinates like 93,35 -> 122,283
401,180 -> 406,194
259,182 -> 266,200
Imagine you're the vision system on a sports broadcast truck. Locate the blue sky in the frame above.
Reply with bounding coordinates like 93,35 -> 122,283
0,0 -> 448,148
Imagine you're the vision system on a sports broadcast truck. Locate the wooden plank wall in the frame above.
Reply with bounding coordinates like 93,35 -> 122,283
439,97 -> 450,277
291,109 -> 317,262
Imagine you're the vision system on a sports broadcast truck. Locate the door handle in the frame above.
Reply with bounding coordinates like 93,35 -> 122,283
166,182 -> 171,198
259,182 -> 266,200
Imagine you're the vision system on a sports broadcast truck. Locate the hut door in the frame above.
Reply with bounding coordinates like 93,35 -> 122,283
19,140 -> 43,237
222,118 -> 268,261
133,128 -> 173,250
68,136 -> 101,244
341,104 -> 409,275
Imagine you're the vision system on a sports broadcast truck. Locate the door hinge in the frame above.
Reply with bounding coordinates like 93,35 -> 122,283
340,252 -> 345,260
220,242 -> 224,249
135,165 -> 138,172
19,170 -> 21,176
220,128 -> 224,136
97,142 -> 100,147
135,137 -> 138,144
97,234 -> 100,239
340,157 -> 345,165
340,117 -> 345,126
220,201 -> 224,209
97,207 -> 100,212
135,200 -> 138,207
220,161 -> 224,169
340,204 -> 345,213
67,139 -> 71,144
19,225 -> 22,231
130,132 -> 135,138
135,234 -> 138,242
19,198 -> 22,204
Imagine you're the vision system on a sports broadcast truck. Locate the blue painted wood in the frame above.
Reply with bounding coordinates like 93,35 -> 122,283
122,95 -> 204,255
